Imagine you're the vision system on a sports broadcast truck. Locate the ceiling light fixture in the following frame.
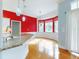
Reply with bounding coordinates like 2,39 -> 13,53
22,16 -> 26,22
22,0 -> 26,22
16,8 -> 21,16
16,0 -> 21,16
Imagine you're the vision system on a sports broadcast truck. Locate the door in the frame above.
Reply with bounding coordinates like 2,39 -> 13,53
71,9 -> 79,53
11,20 -> 21,36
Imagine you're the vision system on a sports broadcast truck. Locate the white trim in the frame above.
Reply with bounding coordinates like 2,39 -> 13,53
71,51 -> 79,57
54,21 -> 58,33
21,32 -> 36,35
37,19 -> 39,32
11,20 -> 21,36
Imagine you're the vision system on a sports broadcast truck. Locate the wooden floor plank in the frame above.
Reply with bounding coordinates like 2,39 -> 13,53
25,44 -> 79,59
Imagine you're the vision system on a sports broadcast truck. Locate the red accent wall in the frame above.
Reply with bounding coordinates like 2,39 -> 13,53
3,10 -> 37,32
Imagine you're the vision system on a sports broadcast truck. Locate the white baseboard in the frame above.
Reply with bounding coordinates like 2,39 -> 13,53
71,51 -> 79,57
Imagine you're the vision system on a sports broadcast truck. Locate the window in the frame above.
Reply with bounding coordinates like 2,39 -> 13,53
71,1 -> 77,10
71,0 -> 79,10
38,22 -> 44,32
45,21 -> 53,32
78,0 -> 79,8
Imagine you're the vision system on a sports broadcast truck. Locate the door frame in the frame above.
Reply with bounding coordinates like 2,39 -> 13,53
11,20 -> 21,36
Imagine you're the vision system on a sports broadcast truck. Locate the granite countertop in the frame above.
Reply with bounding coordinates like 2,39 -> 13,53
0,34 -> 33,51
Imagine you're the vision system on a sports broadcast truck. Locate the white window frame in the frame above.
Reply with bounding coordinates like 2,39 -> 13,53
78,0 -> 79,8
38,22 -> 44,32
55,21 -> 58,33
45,21 -> 53,32
71,0 -> 79,10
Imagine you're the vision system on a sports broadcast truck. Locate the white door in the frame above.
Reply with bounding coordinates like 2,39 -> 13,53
71,9 -> 79,53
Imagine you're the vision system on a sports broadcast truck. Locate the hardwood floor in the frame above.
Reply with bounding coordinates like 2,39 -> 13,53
25,44 -> 79,59
59,48 -> 79,59
25,44 -> 53,59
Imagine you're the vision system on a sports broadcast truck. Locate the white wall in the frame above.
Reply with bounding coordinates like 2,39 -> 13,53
0,52 -> 2,59
3,0 -> 18,12
58,0 -> 71,50
0,0 -> 3,48
2,18 -> 10,33
1,44 -> 28,59
33,32 -> 58,41
59,0 -> 79,53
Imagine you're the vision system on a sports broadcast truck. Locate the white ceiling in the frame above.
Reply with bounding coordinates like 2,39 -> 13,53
3,0 -> 63,18
22,0 -> 58,17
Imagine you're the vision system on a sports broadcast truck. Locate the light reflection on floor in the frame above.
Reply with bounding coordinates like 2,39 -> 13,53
26,38 -> 59,59
25,38 -> 79,59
